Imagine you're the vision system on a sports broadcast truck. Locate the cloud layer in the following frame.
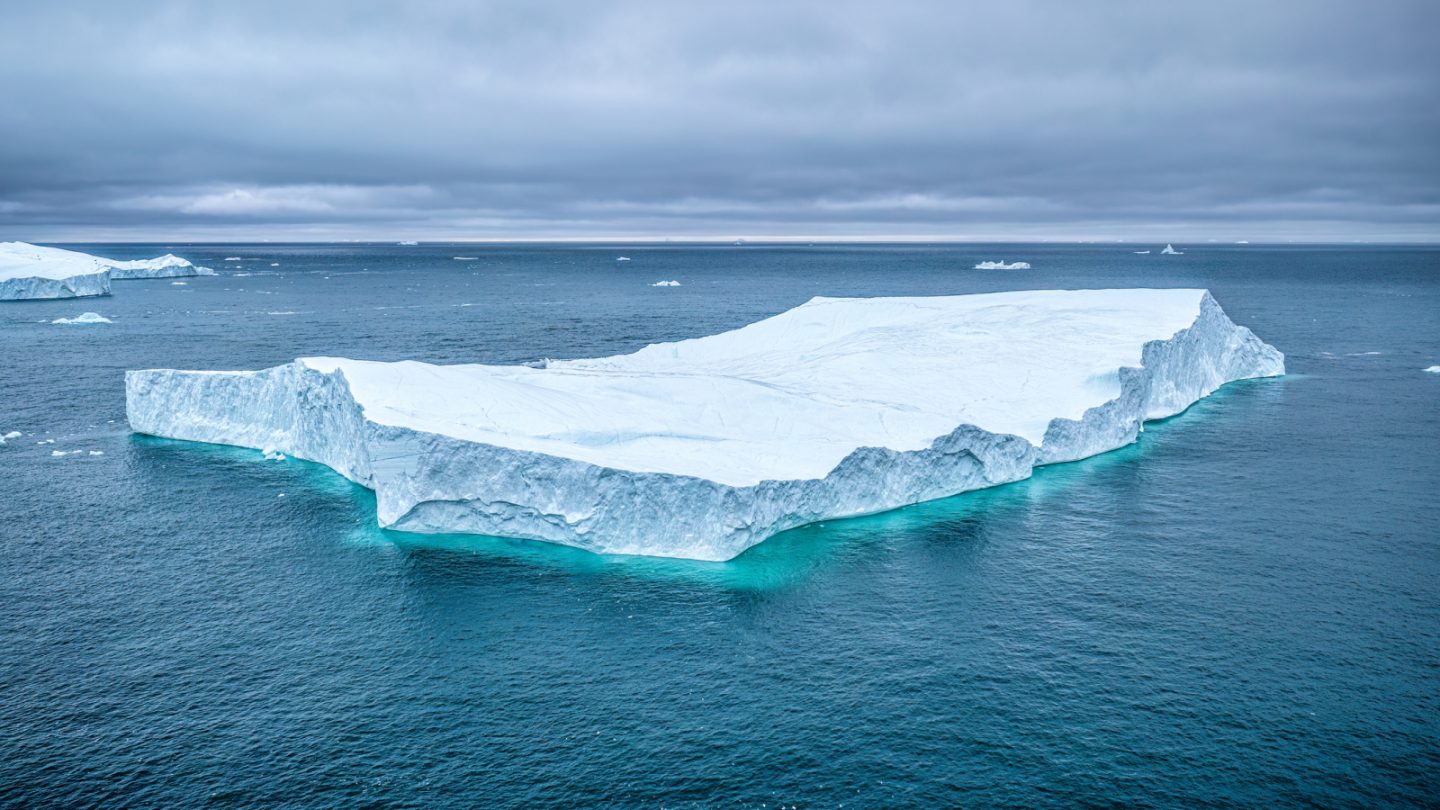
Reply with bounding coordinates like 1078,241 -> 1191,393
2,0 -> 1437,241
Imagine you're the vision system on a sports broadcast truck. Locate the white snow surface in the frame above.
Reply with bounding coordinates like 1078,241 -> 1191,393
126,289 -> 1284,560
0,242 -> 112,300
974,261 -> 1031,270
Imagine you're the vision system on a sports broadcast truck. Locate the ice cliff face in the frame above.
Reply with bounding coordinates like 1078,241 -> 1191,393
127,289 -> 1284,561
0,242 -> 112,300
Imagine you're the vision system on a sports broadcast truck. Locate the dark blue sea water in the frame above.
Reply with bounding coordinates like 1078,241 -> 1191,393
2,243 -> 1437,807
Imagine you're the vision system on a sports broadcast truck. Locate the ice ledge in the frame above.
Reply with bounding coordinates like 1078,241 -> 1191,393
126,290 -> 1283,560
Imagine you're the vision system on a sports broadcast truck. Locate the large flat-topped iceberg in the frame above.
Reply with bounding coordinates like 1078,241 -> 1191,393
106,254 -> 216,279
0,242 -> 112,300
127,289 -> 1284,560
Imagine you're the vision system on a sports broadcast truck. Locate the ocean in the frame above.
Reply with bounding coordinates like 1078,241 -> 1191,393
2,243 -> 1436,807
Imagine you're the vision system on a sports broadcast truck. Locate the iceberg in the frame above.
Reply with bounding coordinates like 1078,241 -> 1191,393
1425,366 -> 1440,374
126,289 -> 1284,561
397,241 -> 418,246
1161,244 -> 1183,255
51,312 -> 112,324
651,280 -> 681,287
105,254 -> 216,279
0,242 -> 112,300
974,261 -> 1031,270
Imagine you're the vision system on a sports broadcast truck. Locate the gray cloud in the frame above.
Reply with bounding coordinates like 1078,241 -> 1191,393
1,0 -> 1437,240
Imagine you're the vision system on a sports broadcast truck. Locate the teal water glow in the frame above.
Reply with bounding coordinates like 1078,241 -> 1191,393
1,244 -> 1436,806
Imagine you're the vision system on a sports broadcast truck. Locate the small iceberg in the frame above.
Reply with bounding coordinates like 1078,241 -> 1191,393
224,257 -> 243,262
453,256 -> 478,261
1134,250 -> 1151,254
171,281 -> 188,286
52,312 -> 112,324
105,253 -> 215,279
651,280 -> 681,287
1161,244 -> 1183,255
616,257 -> 632,262
270,263 -> 280,267
1425,366 -> 1440,374
974,261 -> 1031,270
397,241 -> 419,246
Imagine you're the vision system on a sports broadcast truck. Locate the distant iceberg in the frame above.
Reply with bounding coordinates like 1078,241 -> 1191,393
1161,244 -> 1183,255
128,289 -> 1284,561
616,257 -> 632,262
51,312 -> 112,324
0,242 -> 112,300
397,241 -> 419,246
1425,366 -> 1440,374
651,280 -> 681,287
974,261 -> 1031,270
453,256 -> 478,261
1134,250 -> 1151,254
224,257 -> 243,261
105,254 -> 216,279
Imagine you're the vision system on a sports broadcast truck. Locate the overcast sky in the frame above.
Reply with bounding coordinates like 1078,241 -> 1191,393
1,0 -> 1436,242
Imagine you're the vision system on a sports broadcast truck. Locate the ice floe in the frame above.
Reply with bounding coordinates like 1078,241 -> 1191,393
51,312 -> 112,324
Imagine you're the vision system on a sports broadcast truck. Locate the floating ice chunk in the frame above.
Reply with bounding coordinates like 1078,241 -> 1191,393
104,253 -> 212,279
1134,250 -> 1151,254
224,257 -> 243,262
453,256 -> 478,261
1236,240 -> 1250,244
262,448 -> 286,461
1161,244 -> 1183,255
36,438 -> 54,445
974,261 -> 1031,270
1425,366 -> 1440,374
128,289 -> 1284,561
2,431 -> 20,440
88,450 -> 104,456
51,312 -> 112,324
616,257 -> 632,262
0,242 -> 112,300
171,281 -> 188,286
270,263 -> 280,267
50,450 -> 83,457
397,241 -> 418,246
651,280 -> 681,287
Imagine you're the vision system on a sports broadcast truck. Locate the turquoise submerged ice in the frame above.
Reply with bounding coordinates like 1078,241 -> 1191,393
126,288 -> 1283,560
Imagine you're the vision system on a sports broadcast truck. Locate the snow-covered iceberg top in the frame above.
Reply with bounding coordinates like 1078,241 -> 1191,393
105,253 -> 216,279
974,260 -> 1031,270
127,289 -> 1284,560
0,242 -> 112,300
